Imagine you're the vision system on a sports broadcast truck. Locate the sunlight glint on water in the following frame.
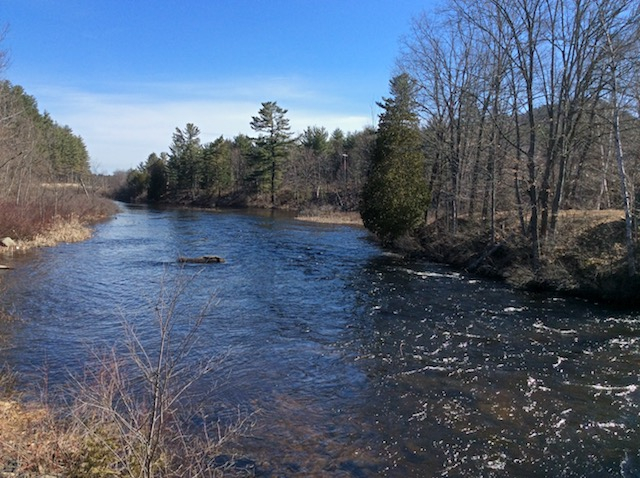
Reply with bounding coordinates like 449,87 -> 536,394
0,204 -> 639,476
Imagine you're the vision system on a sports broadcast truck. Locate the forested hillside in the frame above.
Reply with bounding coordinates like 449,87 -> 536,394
389,0 -> 640,301
0,60 -> 116,242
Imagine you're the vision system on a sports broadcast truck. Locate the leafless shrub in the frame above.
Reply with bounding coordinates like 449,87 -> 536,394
0,190 -> 117,241
0,363 -> 17,398
65,274 -> 256,477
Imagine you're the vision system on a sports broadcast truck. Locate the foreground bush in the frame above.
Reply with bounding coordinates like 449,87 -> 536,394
0,277 -> 254,477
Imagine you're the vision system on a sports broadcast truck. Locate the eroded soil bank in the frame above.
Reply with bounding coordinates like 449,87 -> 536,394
410,210 -> 640,306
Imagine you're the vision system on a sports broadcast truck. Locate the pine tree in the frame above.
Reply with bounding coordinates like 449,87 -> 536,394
167,123 -> 202,200
145,153 -> 167,202
360,73 -> 430,244
250,101 -> 293,206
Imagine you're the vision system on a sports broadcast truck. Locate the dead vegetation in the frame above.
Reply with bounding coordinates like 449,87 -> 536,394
0,277 -> 255,477
0,399 -> 81,477
0,190 -> 117,246
295,210 -> 363,226
416,209 -> 640,304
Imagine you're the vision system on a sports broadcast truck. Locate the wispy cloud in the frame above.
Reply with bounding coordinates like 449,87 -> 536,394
29,77 -> 373,173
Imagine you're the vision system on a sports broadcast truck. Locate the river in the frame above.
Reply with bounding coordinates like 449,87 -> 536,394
0,204 -> 639,476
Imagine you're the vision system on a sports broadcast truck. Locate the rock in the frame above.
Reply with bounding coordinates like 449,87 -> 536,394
0,237 -> 16,248
178,255 -> 225,264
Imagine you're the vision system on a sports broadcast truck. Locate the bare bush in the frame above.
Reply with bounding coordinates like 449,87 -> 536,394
67,275 -> 255,478
0,189 -> 117,241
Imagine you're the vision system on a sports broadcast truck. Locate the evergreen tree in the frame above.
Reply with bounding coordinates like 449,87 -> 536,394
231,134 -> 254,193
39,112 -> 91,181
360,73 -> 430,243
201,136 -> 232,196
125,167 -> 148,201
167,123 -> 202,199
145,153 -> 167,202
249,101 -> 293,205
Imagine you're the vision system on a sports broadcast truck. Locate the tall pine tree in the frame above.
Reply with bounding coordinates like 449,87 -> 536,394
167,123 -> 202,200
250,101 -> 293,206
360,73 -> 429,244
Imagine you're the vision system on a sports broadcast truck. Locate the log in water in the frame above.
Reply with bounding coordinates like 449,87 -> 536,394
0,204 -> 638,476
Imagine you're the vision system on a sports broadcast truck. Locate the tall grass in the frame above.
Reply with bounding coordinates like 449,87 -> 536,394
0,188 -> 118,241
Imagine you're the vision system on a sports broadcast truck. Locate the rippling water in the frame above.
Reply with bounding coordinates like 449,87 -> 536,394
0,204 -> 639,476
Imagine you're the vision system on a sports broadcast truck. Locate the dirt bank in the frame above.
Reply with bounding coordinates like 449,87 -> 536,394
413,210 -> 640,306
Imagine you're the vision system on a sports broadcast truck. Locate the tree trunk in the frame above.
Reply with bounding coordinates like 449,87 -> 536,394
605,19 -> 636,276
612,101 -> 636,276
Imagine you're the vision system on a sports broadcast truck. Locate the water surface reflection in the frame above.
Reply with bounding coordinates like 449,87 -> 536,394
0,205 -> 638,476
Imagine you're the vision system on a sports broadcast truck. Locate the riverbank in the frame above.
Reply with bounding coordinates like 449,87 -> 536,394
0,217 -> 99,270
15,216 -> 93,249
294,210 -> 363,226
0,197 -> 118,262
411,209 -> 640,306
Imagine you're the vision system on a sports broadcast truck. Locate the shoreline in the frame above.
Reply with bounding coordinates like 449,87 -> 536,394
294,211 -> 363,226
409,210 -> 640,307
0,215 -> 112,264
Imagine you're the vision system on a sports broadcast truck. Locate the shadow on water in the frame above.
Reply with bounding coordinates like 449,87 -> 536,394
0,204 -> 639,476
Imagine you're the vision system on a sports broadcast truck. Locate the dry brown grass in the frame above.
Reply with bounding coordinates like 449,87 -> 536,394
20,216 -> 93,249
0,399 -> 81,477
295,211 -> 363,226
545,210 -> 627,264
0,190 -> 117,246
417,208 -> 640,302
554,209 -> 625,237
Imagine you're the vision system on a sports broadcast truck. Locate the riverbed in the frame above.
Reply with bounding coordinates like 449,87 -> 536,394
0,204 -> 638,476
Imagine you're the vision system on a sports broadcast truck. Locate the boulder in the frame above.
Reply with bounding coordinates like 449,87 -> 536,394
178,255 -> 225,264
0,237 -> 16,247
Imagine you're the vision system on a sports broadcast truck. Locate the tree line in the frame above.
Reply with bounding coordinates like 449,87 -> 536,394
117,101 -> 376,211
372,0 -> 640,275
79,0 -> 640,277
0,80 -> 91,205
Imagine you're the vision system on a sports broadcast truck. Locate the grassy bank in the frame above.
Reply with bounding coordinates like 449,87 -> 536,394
413,209 -> 640,305
0,191 -> 118,253
295,210 -> 363,226
0,397 -> 81,477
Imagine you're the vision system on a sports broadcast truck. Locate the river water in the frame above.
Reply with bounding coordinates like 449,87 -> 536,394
0,204 -> 639,477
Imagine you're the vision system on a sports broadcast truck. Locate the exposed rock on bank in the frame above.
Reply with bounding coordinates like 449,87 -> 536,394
0,238 -> 16,270
0,238 -> 16,248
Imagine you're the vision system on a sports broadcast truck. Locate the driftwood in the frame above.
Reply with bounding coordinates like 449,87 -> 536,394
0,265 -> 13,270
178,255 -> 225,264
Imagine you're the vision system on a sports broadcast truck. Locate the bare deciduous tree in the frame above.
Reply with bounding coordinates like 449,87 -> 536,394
400,0 -> 640,274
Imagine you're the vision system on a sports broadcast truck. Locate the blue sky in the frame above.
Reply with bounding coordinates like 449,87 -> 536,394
0,1 -> 440,173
